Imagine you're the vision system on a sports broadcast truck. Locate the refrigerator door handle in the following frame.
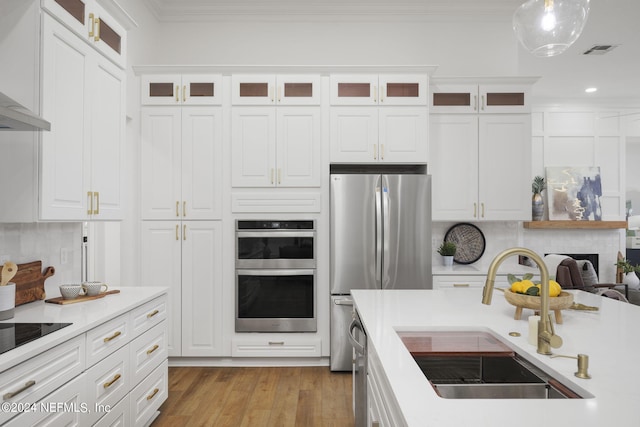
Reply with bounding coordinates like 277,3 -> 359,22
382,176 -> 391,287
333,298 -> 354,306
375,180 -> 382,288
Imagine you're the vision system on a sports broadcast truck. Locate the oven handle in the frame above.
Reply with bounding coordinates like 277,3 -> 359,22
236,269 -> 315,276
236,231 -> 316,238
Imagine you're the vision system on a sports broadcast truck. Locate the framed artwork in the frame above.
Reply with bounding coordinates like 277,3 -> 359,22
546,167 -> 602,221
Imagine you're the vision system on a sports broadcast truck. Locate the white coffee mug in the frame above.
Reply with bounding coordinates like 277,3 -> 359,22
82,281 -> 108,297
60,284 -> 85,300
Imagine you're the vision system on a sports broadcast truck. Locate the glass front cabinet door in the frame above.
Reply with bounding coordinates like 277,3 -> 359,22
142,74 -> 223,106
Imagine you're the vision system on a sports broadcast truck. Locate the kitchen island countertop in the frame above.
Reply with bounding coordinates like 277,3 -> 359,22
352,288 -> 640,427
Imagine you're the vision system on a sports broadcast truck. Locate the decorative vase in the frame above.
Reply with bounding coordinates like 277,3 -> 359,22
623,272 -> 640,290
532,193 -> 544,221
0,282 -> 16,321
442,256 -> 454,267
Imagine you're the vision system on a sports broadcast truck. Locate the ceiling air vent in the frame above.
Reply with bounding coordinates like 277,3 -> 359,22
583,45 -> 618,55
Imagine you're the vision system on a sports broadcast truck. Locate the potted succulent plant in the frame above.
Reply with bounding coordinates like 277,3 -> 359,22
437,241 -> 457,266
531,175 -> 546,221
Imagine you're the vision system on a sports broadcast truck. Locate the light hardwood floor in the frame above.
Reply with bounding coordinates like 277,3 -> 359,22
151,366 -> 355,427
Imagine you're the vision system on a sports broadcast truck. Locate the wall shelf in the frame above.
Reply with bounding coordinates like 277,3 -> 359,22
523,221 -> 627,230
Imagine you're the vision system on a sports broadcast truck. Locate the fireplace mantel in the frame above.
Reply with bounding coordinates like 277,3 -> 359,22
523,221 -> 627,230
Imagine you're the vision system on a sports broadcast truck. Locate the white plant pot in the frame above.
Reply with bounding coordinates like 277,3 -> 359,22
0,283 -> 16,320
442,256 -> 454,267
623,272 -> 640,290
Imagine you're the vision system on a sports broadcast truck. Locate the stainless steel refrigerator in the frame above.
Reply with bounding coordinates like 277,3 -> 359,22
330,173 -> 432,371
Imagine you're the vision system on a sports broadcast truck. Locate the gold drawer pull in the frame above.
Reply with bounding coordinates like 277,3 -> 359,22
147,309 -> 159,318
268,341 -> 285,346
147,344 -> 159,355
103,331 -> 122,343
3,380 -> 36,400
147,388 -> 159,400
103,374 -> 121,389
453,283 -> 470,288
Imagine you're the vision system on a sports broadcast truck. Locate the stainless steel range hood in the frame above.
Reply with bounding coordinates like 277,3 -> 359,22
0,91 -> 50,131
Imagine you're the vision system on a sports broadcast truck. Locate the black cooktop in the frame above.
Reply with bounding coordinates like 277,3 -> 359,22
0,323 -> 72,355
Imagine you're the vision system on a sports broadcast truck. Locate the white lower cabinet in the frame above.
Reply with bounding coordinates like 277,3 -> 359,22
432,275 -> 485,289
231,336 -> 322,358
367,345 -> 406,427
141,221 -> 223,357
0,294 -> 168,427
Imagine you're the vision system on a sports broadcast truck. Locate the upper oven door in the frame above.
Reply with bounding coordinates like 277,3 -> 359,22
236,230 -> 316,269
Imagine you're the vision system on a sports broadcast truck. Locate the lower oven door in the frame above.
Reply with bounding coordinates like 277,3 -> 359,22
236,269 -> 316,332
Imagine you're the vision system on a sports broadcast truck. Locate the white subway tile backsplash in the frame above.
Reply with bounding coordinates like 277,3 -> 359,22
0,223 -> 83,298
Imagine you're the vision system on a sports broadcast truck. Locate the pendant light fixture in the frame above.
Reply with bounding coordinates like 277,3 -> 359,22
513,0 -> 591,57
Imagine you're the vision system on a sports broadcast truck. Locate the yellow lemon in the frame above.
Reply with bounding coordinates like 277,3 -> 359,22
510,281 -> 525,293
549,280 -> 562,297
521,279 -> 535,293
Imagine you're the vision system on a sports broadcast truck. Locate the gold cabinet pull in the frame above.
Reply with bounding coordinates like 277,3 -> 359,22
146,344 -> 159,355
183,85 -> 186,102
103,331 -> 122,343
88,191 -> 94,215
176,201 -> 180,217
147,309 -> 159,319
175,85 -> 179,102
183,201 -> 186,217
473,95 -> 478,111
183,224 -> 186,240
270,168 -> 274,185
481,202 -> 485,218
103,374 -> 121,389
175,224 -> 179,241
146,388 -> 160,401
88,13 -> 95,38
269,86 -> 274,103
473,203 -> 477,218
373,144 -> 377,160
380,144 -> 384,160
277,85 -> 282,103
380,85 -> 385,103
94,191 -> 99,215
277,168 -> 282,185
3,380 -> 36,401
481,95 -> 485,110
453,283 -> 470,288
93,16 -> 100,42
373,85 -> 378,103
268,341 -> 285,346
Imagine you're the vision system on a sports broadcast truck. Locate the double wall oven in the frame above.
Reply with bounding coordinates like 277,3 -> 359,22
235,220 -> 317,332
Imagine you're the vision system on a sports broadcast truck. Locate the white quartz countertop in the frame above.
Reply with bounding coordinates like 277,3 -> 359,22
352,288 -> 640,427
0,287 -> 168,373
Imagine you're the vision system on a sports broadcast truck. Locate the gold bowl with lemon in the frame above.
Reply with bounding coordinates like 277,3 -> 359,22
504,274 -> 573,323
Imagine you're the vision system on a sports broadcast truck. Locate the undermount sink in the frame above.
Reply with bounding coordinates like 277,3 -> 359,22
397,330 -> 588,400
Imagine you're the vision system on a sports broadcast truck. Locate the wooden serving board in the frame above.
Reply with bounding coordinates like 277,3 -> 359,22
45,289 -> 120,305
3,261 -> 55,306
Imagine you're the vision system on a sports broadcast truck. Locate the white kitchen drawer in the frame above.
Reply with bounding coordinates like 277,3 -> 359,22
0,335 -> 85,425
4,373 -> 86,427
86,313 -> 131,367
83,344 -> 130,426
130,295 -> 168,339
129,321 -> 168,386
130,359 -> 168,427
93,394 -> 130,427
231,336 -> 321,357
433,275 -> 485,289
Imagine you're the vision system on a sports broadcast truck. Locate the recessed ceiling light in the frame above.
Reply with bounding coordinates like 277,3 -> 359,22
585,87 -> 598,93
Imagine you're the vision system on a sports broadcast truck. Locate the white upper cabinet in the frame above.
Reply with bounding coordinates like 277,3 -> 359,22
430,81 -> 531,114
40,13 -> 124,220
231,74 -> 321,106
430,114 -> 532,221
141,74 -> 223,106
42,0 -> 128,68
231,106 -> 321,187
330,74 -> 428,106
141,107 -> 223,220
329,74 -> 429,164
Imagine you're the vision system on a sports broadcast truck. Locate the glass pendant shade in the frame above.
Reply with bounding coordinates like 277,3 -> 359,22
513,0 -> 591,57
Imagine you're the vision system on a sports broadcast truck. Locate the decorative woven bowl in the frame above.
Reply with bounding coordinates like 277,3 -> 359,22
504,289 -> 574,323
